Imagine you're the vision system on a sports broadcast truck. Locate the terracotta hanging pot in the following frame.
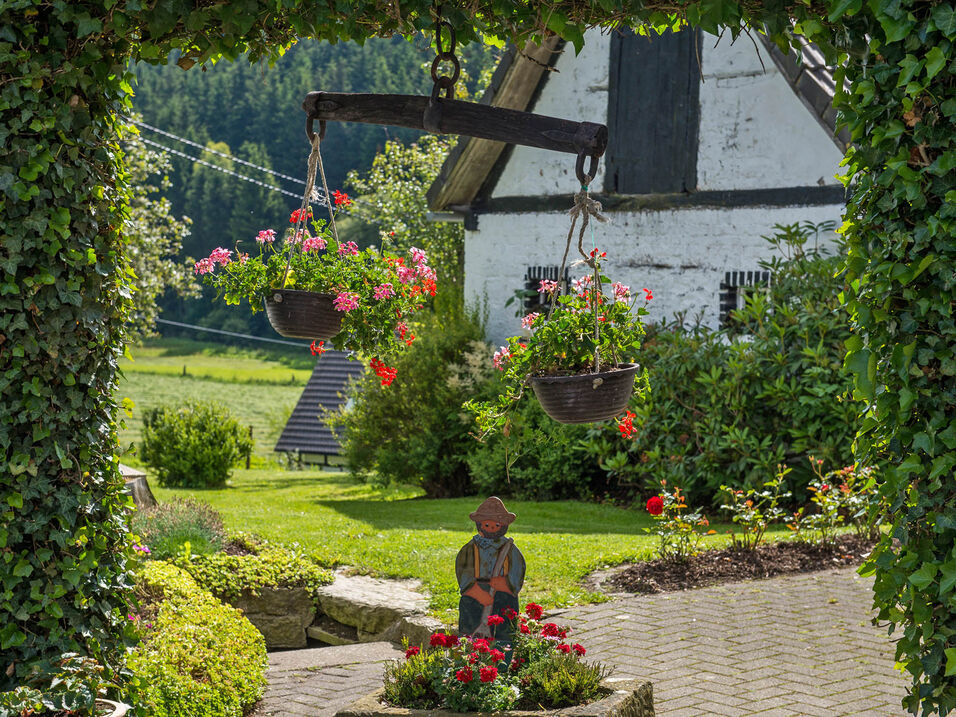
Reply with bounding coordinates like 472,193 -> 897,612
530,363 -> 639,424
264,289 -> 342,340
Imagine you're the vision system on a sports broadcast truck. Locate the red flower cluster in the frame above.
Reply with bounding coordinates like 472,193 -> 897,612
502,608 -> 518,620
309,340 -> 326,356
588,247 -> 608,259
369,357 -> 397,386
618,409 -> 637,439
455,667 -> 473,683
487,614 -> 504,626
643,287 -> 653,301
540,622 -> 561,638
490,648 -> 505,662
572,643 -> 586,656
429,632 -> 458,648
332,189 -> 352,207
519,623 -> 530,634
405,645 -> 420,659
646,495 -> 664,516
556,643 -> 571,654
289,207 -> 312,223
479,666 -> 498,683
471,638 -> 490,654
525,602 -> 543,620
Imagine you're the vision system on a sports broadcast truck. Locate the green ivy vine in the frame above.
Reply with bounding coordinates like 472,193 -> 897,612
1,0 -> 953,712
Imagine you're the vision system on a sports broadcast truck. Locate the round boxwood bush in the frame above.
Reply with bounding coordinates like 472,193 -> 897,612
141,400 -> 254,488
127,561 -> 267,717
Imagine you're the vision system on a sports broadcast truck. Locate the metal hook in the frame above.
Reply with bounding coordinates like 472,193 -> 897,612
575,151 -> 600,188
305,116 -> 327,142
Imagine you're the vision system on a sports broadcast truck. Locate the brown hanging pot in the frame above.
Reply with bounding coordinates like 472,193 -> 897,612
264,289 -> 342,340
530,363 -> 639,424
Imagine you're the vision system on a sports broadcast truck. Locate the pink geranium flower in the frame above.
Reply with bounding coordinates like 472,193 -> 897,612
373,283 -> 395,300
333,292 -> 360,312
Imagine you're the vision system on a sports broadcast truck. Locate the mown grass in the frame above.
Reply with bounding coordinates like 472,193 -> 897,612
121,337 -> 315,385
151,468 -> 800,625
116,373 -> 303,461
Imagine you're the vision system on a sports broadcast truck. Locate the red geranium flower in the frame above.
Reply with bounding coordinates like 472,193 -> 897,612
479,666 -> 498,683
525,602 -> 543,620
502,608 -> 518,620
289,207 -> 312,223
445,633 -> 459,647
468,652 -> 479,664
572,643 -> 587,656
332,189 -> 352,207
556,643 -> 571,654
405,646 -> 420,659
490,649 -> 505,662
456,667 -> 473,683
471,638 -> 490,653
541,623 -> 560,637
310,340 -> 326,356
646,496 -> 664,516
429,633 -> 447,648
520,623 -> 530,634
487,614 -> 504,626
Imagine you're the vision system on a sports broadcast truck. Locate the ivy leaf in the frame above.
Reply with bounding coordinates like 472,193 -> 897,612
947,648 -> 956,677
908,563 -> 938,589
940,560 -> 956,597
932,5 -> 956,35
845,348 -> 875,399
828,0 -> 862,21
924,47 -> 947,80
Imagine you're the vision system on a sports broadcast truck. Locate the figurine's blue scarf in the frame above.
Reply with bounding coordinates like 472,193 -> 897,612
474,534 -> 504,550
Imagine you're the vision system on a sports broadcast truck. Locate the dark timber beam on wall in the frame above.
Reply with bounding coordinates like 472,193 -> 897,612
472,185 -> 849,215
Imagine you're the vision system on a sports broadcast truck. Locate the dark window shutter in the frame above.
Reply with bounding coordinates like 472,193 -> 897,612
605,29 -> 702,195
719,270 -> 772,327
523,266 -> 570,314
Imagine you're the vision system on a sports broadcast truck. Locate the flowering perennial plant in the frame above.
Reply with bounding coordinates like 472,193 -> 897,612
466,251 -> 649,438
789,458 -> 882,545
718,466 -> 792,551
194,201 -> 436,367
645,481 -> 713,560
383,603 -> 607,712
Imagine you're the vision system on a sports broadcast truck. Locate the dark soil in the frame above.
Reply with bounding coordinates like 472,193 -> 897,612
608,534 -> 876,595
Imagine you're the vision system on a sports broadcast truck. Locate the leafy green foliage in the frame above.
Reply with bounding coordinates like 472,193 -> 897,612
4,0 -> 954,711
383,646 -> 445,709
515,652 -> 608,709
0,654 -> 117,715
334,308 -> 493,497
644,483 -> 709,560
584,223 -> 856,506
131,498 -> 228,560
141,401 -> 254,488
126,561 -> 267,717
718,467 -> 792,551
171,538 -> 335,601
122,122 -> 198,339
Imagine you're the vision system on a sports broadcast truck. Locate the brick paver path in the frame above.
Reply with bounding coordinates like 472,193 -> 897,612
561,567 -> 908,716
252,567 -> 908,716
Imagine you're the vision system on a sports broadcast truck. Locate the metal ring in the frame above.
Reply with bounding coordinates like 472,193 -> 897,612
430,53 -> 460,86
575,151 -> 600,187
435,19 -> 455,57
305,117 -> 327,142
429,79 -> 453,102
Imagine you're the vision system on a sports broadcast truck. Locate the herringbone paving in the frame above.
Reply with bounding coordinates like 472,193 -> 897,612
251,567 -> 908,716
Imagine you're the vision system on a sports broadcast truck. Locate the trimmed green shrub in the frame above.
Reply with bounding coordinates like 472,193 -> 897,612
585,223 -> 856,506
141,400 -> 254,488
334,308 -> 495,497
171,539 -> 335,601
126,562 -> 267,717
131,498 -> 227,560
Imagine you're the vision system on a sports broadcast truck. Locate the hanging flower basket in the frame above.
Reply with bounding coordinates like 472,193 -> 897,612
530,363 -> 640,424
264,289 -> 342,340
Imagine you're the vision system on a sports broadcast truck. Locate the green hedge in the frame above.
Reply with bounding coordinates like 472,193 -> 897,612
584,224 -> 857,506
127,562 -> 267,717
171,537 -> 335,601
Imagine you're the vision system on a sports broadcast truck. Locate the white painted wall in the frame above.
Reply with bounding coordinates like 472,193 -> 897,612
491,33 -> 611,196
466,204 -> 844,347
696,36 -> 846,190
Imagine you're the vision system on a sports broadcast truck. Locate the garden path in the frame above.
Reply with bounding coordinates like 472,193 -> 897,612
250,567 -> 907,716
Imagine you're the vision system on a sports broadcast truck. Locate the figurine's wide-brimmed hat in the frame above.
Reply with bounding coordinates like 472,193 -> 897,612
469,496 -> 516,525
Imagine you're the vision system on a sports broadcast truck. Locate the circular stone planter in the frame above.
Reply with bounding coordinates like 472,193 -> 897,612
264,289 -> 342,340
333,677 -> 654,717
530,363 -> 640,424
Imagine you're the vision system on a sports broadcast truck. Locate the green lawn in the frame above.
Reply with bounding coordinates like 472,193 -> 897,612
151,468 -> 799,625
116,373 -> 304,461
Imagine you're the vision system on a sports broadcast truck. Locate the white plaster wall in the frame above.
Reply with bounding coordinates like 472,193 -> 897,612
491,32 -> 611,197
696,37 -> 845,190
465,204 -> 845,347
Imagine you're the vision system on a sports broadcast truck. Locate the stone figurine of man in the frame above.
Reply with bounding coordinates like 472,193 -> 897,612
455,497 -> 525,645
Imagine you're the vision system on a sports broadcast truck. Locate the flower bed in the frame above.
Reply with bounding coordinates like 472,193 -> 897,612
370,604 -> 653,715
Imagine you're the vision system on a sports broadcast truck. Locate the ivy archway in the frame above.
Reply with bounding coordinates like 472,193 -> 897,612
1,1 -> 953,712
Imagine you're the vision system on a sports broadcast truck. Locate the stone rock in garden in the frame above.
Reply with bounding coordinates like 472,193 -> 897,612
232,587 -> 316,649
120,464 -> 157,509
376,614 -> 449,647
333,677 -> 655,716
316,574 -> 428,635
308,615 -> 359,646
